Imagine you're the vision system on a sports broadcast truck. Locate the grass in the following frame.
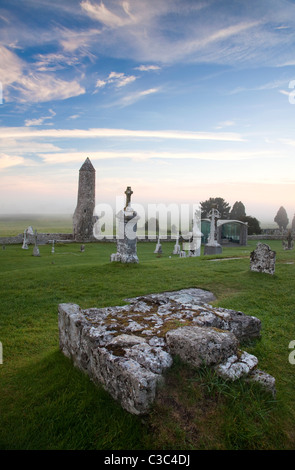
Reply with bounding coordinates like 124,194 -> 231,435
0,214 -> 73,236
0,236 -> 294,450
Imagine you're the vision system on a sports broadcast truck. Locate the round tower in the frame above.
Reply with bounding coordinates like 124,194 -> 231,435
73,157 -> 96,241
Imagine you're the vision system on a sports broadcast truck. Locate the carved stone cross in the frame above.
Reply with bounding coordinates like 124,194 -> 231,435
124,186 -> 133,209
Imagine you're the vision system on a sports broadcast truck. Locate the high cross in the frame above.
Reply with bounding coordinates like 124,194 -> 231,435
124,186 -> 133,208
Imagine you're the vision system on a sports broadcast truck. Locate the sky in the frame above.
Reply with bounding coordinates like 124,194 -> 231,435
1,0 -> 295,226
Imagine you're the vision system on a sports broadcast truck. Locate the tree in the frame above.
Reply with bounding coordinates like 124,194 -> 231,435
200,197 -> 231,219
292,214 -> 295,232
274,206 -> 289,230
230,201 -> 246,220
242,216 -> 261,235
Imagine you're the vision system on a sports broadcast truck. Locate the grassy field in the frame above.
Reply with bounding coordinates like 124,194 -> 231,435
0,237 -> 294,450
0,214 -> 73,236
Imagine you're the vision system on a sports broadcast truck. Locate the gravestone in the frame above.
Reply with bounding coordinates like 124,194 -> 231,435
33,230 -> 40,257
49,239 -> 55,253
111,186 -> 139,263
188,209 -> 203,257
58,288 -> 276,415
173,236 -> 181,255
154,237 -> 162,254
204,204 -> 222,255
22,225 -> 34,250
282,230 -> 294,250
250,243 -> 276,275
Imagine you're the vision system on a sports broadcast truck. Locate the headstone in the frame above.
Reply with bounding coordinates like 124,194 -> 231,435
282,230 -> 294,250
189,210 -> 203,256
111,186 -> 139,263
80,244 -> 85,252
22,225 -> 34,250
204,204 -> 222,255
250,243 -> 276,275
154,236 -> 162,254
33,229 -> 40,257
172,236 -> 181,255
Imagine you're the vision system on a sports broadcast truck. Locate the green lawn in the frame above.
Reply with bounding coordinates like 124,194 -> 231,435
0,214 -> 73,236
0,239 -> 294,450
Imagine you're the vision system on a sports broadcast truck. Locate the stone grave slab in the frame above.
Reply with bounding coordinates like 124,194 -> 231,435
58,288 -> 274,415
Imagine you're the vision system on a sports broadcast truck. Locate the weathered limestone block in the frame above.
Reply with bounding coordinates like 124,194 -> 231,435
127,289 -> 261,342
58,304 -> 171,415
214,351 -> 258,380
246,368 -> 276,397
58,288 -> 274,415
166,326 -> 239,368
91,347 -> 162,415
250,243 -> 276,275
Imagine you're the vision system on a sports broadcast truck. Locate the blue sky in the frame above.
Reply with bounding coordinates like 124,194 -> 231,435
1,0 -> 295,225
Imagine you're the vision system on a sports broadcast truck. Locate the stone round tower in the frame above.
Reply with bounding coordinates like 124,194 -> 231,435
73,157 -> 96,241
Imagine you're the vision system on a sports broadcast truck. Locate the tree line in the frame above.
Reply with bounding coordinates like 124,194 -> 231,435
200,197 -> 261,235
200,197 -> 294,233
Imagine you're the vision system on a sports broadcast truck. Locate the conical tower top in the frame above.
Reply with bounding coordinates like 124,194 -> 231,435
80,157 -> 95,172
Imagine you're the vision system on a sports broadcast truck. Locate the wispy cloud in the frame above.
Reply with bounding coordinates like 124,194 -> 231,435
39,149 -> 276,165
0,45 -> 85,103
113,87 -> 159,107
0,126 -> 245,142
0,154 -> 25,169
24,109 -> 56,127
134,65 -> 161,72
80,0 -> 137,28
95,71 -> 137,90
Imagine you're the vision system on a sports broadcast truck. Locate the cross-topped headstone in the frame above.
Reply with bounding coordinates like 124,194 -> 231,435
124,186 -> 133,210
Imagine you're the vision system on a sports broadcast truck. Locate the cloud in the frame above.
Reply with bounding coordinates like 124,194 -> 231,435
0,45 -> 85,103
95,71 -> 137,90
25,109 -> 56,127
57,25 -> 101,58
216,121 -> 236,129
38,149 -> 276,165
80,0 -> 137,28
134,64 -> 161,72
0,154 -> 25,169
113,87 -> 159,106
33,52 -> 81,72
13,74 -> 85,103
0,45 -> 23,87
0,126 -> 245,142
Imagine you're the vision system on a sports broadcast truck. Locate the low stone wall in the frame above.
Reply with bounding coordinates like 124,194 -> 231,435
58,288 -> 275,415
0,233 -> 74,245
248,235 -> 285,240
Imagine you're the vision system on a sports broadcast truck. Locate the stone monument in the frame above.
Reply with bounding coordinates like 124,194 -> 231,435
73,157 -> 97,242
188,209 -> 203,256
33,229 -> 40,256
282,230 -> 294,250
111,186 -> 139,263
250,243 -> 276,275
22,225 -> 34,250
59,288 -> 275,416
154,236 -> 162,254
172,236 -> 181,255
204,204 -> 222,255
